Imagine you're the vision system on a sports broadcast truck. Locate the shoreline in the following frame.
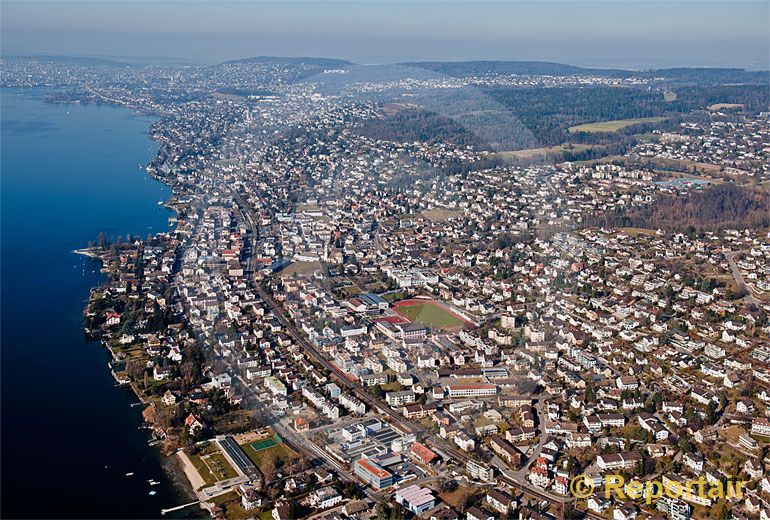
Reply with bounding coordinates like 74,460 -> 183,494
74,99 -> 205,515
87,260 -> 205,516
73,247 -> 101,258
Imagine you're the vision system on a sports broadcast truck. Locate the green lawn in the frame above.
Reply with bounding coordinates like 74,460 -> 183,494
395,302 -> 468,330
188,453 -> 217,486
239,441 -> 297,472
568,117 -> 664,133
203,452 -> 238,481
187,443 -> 238,485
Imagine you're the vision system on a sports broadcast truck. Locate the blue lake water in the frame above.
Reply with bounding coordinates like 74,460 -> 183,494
1,88 -> 199,518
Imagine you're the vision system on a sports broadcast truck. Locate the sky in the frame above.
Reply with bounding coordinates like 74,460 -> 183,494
1,1 -> 768,69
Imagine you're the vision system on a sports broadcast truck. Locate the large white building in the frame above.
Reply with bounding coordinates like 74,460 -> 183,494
446,384 -> 497,398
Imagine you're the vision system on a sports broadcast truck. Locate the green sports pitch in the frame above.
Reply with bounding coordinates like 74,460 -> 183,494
393,300 -> 470,330
249,437 -> 279,452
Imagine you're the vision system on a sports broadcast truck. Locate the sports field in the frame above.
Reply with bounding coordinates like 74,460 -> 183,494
250,437 -> 278,452
240,437 -> 298,474
393,299 -> 471,330
568,117 -> 664,133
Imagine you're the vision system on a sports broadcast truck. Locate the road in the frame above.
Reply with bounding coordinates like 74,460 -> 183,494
725,251 -> 759,306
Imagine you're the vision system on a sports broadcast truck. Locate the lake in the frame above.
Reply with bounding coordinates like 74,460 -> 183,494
1,88 -> 200,518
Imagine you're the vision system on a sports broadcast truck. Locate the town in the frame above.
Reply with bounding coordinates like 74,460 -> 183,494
4,55 -> 769,520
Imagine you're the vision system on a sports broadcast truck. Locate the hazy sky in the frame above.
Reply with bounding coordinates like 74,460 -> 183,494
2,1 -> 768,69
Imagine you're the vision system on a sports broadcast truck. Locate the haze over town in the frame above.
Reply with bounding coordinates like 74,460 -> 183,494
1,2 -> 770,520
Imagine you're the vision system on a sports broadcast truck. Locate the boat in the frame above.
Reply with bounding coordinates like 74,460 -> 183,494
125,472 -> 134,476
148,491 -> 156,496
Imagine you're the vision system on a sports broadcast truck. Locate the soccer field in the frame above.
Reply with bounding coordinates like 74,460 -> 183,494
393,300 -> 470,330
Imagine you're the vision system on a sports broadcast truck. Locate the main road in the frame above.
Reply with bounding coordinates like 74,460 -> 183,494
725,251 -> 759,306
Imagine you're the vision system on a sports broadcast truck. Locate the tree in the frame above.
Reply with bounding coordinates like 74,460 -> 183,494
706,400 -> 718,425
389,503 -> 404,520
374,501 -> 389,520
455,487 -> 473,512
126,358 -> 145,381
260,450 -> 278,481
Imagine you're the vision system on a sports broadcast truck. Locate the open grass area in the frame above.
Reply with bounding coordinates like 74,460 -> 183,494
497,144 -> 593,159
708,103 -> 743,111
279,261 -> 323,278
718,425 -> 747,445
439,484 -> 475,509
615,227 -> 659,237
393,300 -> 469,330
422,208 -> 462,222
340,284 -> 363,295
202,452 -> 239,481
568,117 -> 664,133
240,439 -> 298,473
186,442 -> 238,486
188,453 -> 217,486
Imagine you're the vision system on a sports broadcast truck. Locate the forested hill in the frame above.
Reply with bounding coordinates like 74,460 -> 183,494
629,184 -> 770,230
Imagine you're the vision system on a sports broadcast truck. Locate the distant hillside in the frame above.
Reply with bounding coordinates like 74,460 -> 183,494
357,107 -> 486,148
403,60 -> 631,78
222,56 -> 352,67
644,67 -> 769,85
403,60 -> 768,85
5,54 -> 132,66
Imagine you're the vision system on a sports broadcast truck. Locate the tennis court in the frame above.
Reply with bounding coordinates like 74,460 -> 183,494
249,437 -> 278,452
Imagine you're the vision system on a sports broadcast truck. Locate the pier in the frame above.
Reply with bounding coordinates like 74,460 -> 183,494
160,500 -> 200,516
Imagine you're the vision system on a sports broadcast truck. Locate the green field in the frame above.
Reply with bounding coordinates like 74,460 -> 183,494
394,302 -> 468,330
202,453 -> 238,481
240,439 -> 298,473
497,143 -> 594,159
188,444 -> 238,485
568,117 -> 664,133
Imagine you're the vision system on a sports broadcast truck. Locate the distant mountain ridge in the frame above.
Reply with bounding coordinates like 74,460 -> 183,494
401,60 -> 631,77
401,60 -> 768,84
222,56 -> 352,67
6,54 -> 767,84
3,54 -> 133,66
219,57 -> 768,84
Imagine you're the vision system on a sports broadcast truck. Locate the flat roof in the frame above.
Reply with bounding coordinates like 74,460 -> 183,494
355,458 -> 391,479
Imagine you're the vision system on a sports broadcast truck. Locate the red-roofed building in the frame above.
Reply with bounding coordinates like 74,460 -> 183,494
184,413 -> 204,433
353,458 -> 393,490
409,442 -> 438,465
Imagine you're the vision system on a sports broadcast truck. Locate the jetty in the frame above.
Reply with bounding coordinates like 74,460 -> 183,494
160,500 -> 200,516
